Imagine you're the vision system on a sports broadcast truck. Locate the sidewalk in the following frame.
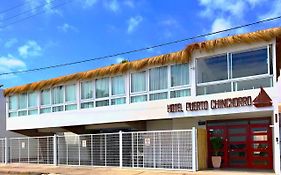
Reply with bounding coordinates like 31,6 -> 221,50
0,164 -> 275,175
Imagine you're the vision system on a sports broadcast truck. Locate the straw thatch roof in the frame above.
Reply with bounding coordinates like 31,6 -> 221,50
4,27 -> 281,97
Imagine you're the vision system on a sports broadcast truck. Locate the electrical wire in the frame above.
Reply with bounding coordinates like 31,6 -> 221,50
0,0 -> 72,29
0,15 -> 280,76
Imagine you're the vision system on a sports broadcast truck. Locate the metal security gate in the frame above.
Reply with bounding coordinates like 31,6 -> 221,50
2,128 -> 196,171
122,130 -> 193,169
56,129 -> 195,170
9,136 -> 54,164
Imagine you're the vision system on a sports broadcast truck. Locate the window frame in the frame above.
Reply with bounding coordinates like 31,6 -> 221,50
196,45 -> 274,95
129,70 -> 148,103
80,80 -> 95,109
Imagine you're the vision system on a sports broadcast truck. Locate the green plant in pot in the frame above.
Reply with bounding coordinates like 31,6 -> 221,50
210,137 -> 223,168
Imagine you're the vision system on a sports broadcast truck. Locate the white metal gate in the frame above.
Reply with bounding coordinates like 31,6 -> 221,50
2,128 -> 196,171
9,136 -> 54,164
56,129 -> 195,170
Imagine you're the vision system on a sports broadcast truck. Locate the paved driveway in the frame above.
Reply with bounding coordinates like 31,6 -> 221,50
0,164 -> 275,175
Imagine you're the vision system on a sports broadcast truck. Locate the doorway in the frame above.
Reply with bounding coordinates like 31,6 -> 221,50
207,118 -> 273,169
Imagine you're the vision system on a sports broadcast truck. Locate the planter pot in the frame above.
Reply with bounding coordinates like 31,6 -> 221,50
211,156 -> 221,168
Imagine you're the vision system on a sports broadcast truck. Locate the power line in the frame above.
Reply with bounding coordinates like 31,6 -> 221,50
0,0 -> 57,23
0,0 -> 72,29
0,2 -> 27,15
0,15 -> 281,76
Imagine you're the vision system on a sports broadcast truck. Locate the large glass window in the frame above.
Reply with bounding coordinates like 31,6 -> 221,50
111,76 -> 125,95
96,78 -> 109,98
196,47 -> 273,95
81,81 -> 93,100
65,84 -> 76,102
18,93 -> 27,109
28,92 -> 37,108
149,66 -> 167,91
131,71 -> 146,93
52,86 -> 64,104
232,48 -> 268,78
41,89 -> 50,105
9,96 -> 17,110
197,55 -> 228,83
171,64 -> 189,87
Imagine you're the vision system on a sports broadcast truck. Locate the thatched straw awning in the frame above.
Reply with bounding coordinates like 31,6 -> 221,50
4,27 -> 281,97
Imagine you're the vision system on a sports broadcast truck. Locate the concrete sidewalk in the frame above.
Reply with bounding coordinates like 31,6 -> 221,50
0,164 -> 275,175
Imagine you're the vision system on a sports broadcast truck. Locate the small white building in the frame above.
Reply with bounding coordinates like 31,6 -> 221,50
3,27 -> 281,173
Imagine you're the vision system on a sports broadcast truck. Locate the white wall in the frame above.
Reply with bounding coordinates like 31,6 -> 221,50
7,87 -> 276,131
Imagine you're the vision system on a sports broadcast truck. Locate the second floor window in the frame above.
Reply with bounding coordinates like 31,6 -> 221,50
52,86 -> 64,104
149,66 -> 167,91
96,78 -> 109,98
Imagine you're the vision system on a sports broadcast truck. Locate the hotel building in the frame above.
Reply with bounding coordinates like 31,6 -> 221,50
3,27 -> 281,173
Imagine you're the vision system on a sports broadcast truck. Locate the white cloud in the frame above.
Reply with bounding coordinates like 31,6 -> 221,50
115,57 -> 125,63
81,0 -> 98,8
4,38 -> 18,48
18,40 -> 42,58
57,23 -> 78,33
246,0 -> 266,7
124,0 -> 134,8
211,18 -> 232,33
127,16 -> 143,33
104,0 -> 120,12
198,0 -> 246,19
44,0 -> 62,16
0,55 -> 27,80
198,0 -> 262,39
259,0 -> 281,19
25,0 -> 62,16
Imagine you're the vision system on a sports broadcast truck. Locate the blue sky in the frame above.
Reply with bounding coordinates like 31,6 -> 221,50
0,0 -> 280,88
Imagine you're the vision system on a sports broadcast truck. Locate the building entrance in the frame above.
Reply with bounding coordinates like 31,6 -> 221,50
207,118 -> 273,169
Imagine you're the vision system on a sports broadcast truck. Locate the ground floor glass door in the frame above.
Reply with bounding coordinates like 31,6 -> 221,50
207,118 -> 272,169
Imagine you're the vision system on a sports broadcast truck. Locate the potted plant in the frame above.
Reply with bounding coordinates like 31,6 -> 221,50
210,137 -> 223,168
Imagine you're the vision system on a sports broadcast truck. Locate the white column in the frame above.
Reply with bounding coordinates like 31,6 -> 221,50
192,127 -> 197,172
53,134 -> 57,166
119,131 -> 123,168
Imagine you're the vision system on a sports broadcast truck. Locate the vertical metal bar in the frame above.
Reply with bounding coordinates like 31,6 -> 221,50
159,133 -> 161,167
18,139 -> 20,163
66,137 -> 68,165
53,134 -> 57,166
192,127 -> 196,171
37,139 -> 40,164
27,138 -> 30,163
177,132 -> 180,169
172,132 -> 174,169
78,135 -> 81,166
47,137 -> 49,164
4,138 -> 8,164
119,131 -> 123,168
104,134 -> 107,166
91,135 -> 93,166
136,133 -> 139,167
131,133 -> 134,168
153,133 -> 156,168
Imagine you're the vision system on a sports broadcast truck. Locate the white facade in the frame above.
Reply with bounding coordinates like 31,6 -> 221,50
4,38 -> 281,172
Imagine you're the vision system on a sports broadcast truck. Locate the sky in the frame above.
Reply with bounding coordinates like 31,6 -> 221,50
0,0 -> 280,88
